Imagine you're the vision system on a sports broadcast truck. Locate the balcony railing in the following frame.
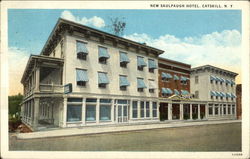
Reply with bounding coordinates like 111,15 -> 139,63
39,83 -> 63,93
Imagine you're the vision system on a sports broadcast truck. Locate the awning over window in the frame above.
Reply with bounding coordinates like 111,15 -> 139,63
220,78 -> 225,83
162,72 -> 172,79
162,88 -> 172,94
210,91 -> 216,96
148,59 -> 157,69
181,90 -> 189,95
119,76 -> 130,87
98,72 -> 109,84
226,93 -> 231,98
231,93 -> 236,98
210,75 -> 216,81
99,47 -> 110,58
215,91 -> 221,97
174,89 -> 180,95
137,78 -> 147,88
226,79 -> 231,84
120,52 -> 129,63
137,57 -> 147,67
76,69 -> 88,82
174,75 -> 179,80
215,76 -> 222,82
149,80 -> 157,89
230,80 -> 235,85
180,76 -> 189,81
76,41 -> 88,54
220,92 -> 226,97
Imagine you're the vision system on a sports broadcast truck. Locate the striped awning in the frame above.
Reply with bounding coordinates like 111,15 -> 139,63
76,41 -> 88,54
162,72 -> 172,79
180,76 -> 189,81
220,78 -> 225,83
119,76 -> 130,87
226,93 -> 231,98
220,92 -> 226,97
230,80 -> 235,85
137,57 -> 147,67
210,91 -> 216,96
174,75 -> 179,80
76,69 -> 88,82
215,91 -> 222,97
98,72 -> 109,84
162,88 -> 173,94
174,89 -> 180,95
137,78 -> 147,88
120,52 -> 129,63
215,76 -> 222,82
99,47 -> 110,58
181,90 -> 189,95
231,93 -> 236,98
226,79 -> 231,84
148,59 -> 157,69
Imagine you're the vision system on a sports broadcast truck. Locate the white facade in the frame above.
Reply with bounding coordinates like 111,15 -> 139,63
190,65 -> 237,120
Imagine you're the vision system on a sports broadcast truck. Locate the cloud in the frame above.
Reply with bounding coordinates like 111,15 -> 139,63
8,47 -> 29,95
61,10 -> 105,28
124,30 -> 242,83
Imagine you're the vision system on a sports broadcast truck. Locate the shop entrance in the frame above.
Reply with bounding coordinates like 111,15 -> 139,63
117,104 -> 128,123
172,104 -> 180,120
159,103 -> 168,121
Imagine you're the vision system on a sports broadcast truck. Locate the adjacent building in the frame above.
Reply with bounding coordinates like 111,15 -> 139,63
236,84 -> 242,119
190,65 -> 238,120
20,18 -> 164,131
158,58 -> 207,121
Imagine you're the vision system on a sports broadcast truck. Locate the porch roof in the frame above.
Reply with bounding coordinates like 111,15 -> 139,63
21,55 -> 64,84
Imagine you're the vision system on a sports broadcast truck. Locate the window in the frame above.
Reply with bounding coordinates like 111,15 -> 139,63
146,102 -> 150,117
76,69 -> 88,87
137,78 -> 146,92
215,105 -> 219,115
148,59 -> 157,73
67,105 -> 82,122
223,105 -> 226,115
162,72 -> 172,82
137,56 -> 147,71
152,102 -> 157,117
228,105 -> 231,114
195,76 -> 199,84
86,105 -> 96,121
149,80 -> 156,93
100,105 -> 111,121
132,101 -> 138,118
195,91 -> 199,98
140,101 -> 145,118
209,104 -> 213,115
120,52 -> 129,68
232,105 -> 235,114
98,47 -> 110,64
180,76 -> 188,85
76,41 -> 88,60
162,88 -> 173,97
120,75 -> 130,91
98,72 -> 109,88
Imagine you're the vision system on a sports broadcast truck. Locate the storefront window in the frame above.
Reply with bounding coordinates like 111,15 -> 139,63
100,105 -> 111,121
67,105 -> 82,122
153,102 -> 157,117
140,101 -> 144,118
209,105 -> 213,115
86,105 -> 96,121
228,105 -> 231,114
146,102 -> 150,117
132,101 -> 138,118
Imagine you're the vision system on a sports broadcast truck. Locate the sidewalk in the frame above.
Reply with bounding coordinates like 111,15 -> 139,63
15,119 -> 241,140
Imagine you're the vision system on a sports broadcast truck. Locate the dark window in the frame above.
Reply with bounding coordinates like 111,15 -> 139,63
209,106 -> 213,115
120,86 -> 127,91
120,62 -> 127,68
149,68 -> 154,73
86,98 -> 97,103
77,53 -> 87,60
132,101 -> 138,118
67,105 -> 82,122
181,80 -> 187,85
138,88 -> 144,92
99,57 -> 107,64
210,80 -> 213,84
67,98 -> 82,103
99,83 -> 107,88
146,102 -> 150,117
140,101 -> 144,118
149,89 -> 154,93
77,81 -> 86,87
138,66 -> 144,71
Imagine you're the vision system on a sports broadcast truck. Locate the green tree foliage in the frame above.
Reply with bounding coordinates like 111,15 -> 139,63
9,93 -> 23,115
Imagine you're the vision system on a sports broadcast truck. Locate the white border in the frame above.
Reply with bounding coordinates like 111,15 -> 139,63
1,1 -> 249,159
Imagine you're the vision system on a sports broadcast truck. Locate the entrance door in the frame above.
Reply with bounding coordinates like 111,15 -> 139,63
159,103 -> 168,121
117,105 -> 128,123
172,104 -> 180,120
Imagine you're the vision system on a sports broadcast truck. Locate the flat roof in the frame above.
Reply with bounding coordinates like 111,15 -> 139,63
191,64 -> 238,76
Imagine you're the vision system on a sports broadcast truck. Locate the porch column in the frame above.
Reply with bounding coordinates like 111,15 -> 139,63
205,103 -> 209,119
180,103 -> 183,120
198,104 -> 201,120
111,99 -> 115,123
62,97 -> 67,127
221,104 -> 224,116
168,103 -> 172,120
33,97 -> 40,130
96,98 -> 100,124
35,67 -> 40,92
212,104 -> 215,116
82,98 -> 86,125
190,104 -> 193,120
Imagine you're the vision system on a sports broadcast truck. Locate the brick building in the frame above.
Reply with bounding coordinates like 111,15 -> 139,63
236,84 -> 242,119
158,58 -> 207,121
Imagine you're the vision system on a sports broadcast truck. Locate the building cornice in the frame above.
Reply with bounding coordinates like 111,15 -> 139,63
40,18 -> 164,57
191,65 -> 238,77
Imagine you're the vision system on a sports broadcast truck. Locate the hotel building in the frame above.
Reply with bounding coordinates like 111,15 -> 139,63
20,18 -> 164,131
190,65 -> 238,120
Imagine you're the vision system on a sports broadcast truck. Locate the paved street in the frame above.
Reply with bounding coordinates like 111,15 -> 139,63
9,122 -> 241,151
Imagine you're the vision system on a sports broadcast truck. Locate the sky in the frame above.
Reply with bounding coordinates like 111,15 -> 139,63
8,9 -> 242,95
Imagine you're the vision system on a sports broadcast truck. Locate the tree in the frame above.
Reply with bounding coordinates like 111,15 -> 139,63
106,17 -> 126,36
8,93 -> 23,116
